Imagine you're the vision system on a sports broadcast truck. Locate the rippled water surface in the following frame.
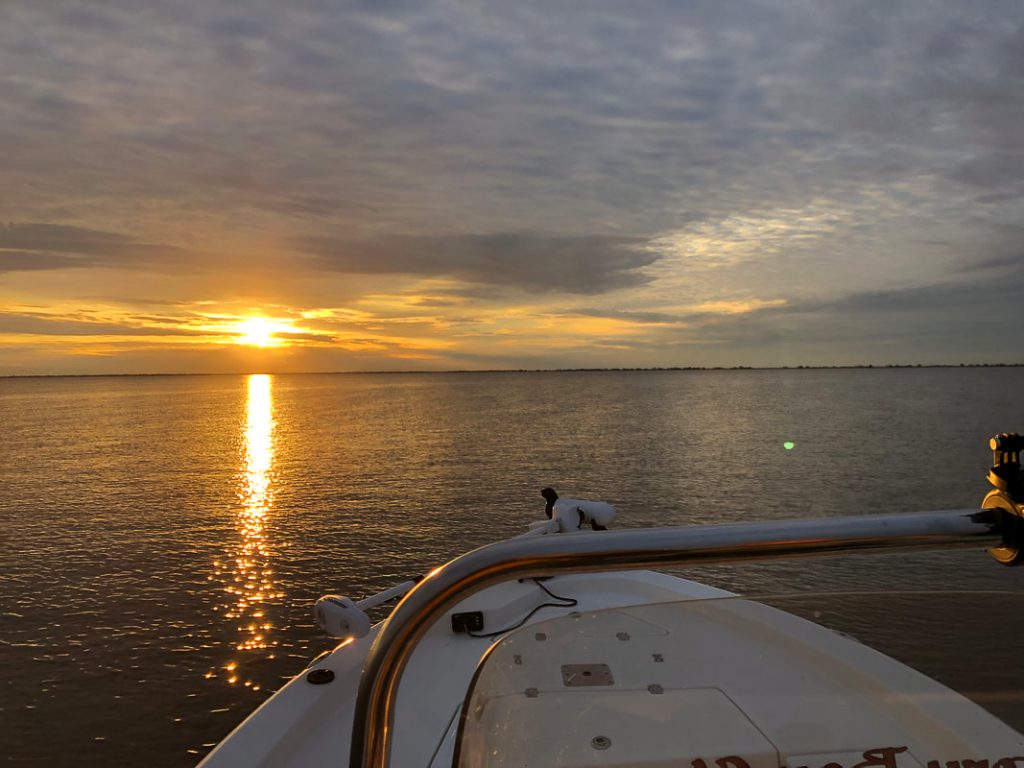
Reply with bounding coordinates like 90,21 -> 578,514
2,369 -> 1024,765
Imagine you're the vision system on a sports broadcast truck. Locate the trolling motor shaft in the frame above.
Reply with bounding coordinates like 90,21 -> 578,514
984,432 -> 1024,565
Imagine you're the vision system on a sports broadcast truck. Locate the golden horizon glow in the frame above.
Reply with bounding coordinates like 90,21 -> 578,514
0,293 -> 793,373
686,298 -> 787,315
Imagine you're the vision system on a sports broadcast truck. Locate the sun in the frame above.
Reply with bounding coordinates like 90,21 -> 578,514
237,318 -> 277,347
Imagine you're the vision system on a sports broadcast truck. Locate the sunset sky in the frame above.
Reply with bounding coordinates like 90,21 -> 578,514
2,1 -> 1022,374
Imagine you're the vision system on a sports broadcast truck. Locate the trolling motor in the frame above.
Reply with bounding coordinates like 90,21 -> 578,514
984,432 -> 1024,565
540,487 -> 616,532
314,579 -> 419,639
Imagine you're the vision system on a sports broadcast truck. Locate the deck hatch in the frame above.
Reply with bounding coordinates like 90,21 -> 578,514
561,663 -> 613,687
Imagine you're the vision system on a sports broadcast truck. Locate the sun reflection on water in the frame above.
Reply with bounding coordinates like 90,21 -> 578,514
208,374 -> 283,690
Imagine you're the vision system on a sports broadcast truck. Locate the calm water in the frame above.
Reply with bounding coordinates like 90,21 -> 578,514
2,369 -> 1024,766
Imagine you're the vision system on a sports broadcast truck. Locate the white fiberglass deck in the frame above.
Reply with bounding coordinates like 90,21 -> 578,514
455,598 -> 1024,767
200,572 -> 729,767
200,572 -> 1024,768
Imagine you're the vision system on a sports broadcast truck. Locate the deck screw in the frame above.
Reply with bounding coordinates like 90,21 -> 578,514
591,736 -> 612,750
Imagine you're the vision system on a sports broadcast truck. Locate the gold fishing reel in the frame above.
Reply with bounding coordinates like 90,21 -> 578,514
984,433 -> 1024,565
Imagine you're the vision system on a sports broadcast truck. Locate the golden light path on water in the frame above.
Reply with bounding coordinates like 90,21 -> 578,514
207,374 -> 283,690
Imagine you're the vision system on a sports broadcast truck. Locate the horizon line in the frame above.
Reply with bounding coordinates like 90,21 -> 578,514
3,362 -> 1023,379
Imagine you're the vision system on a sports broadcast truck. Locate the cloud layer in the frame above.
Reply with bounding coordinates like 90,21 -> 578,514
0,223 -> 183,273
0,1 -> 1022,372
298,234 -> 659,294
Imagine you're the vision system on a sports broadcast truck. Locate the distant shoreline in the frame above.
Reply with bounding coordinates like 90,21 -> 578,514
2,363 -> 1023,379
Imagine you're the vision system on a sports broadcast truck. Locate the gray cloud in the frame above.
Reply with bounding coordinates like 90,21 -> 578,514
964,253 -> 1024,272
4,0 -> 1019,237
4,3 -> 1022,240
803,271 -> 1024,317
0,223 -> 183,273
0,250 -> 85,272
646,267 -> 1024,365
410,297 -> 459,308
297,234 -> 660,294
0,311 -> 210,337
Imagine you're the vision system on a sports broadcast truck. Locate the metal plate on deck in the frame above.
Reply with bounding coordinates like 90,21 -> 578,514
561,663 -> 613,687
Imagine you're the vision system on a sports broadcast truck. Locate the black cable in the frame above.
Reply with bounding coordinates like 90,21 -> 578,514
468,579 -> 577,639
533,579 -> 577,606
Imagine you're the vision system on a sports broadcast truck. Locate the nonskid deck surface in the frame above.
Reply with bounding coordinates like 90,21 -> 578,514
200,572 -> 1024,768
456,600 -> 1024,767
